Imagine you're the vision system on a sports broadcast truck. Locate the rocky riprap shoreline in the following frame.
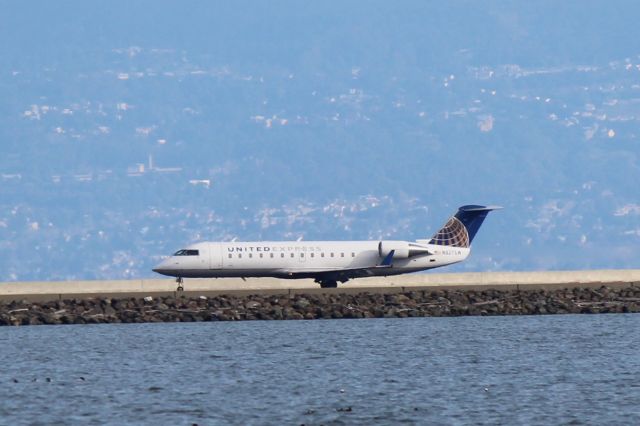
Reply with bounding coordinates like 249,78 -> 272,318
1,285 -> 639,326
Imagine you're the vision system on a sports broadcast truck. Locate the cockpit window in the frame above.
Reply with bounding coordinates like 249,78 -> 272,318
173,249 -> 200,256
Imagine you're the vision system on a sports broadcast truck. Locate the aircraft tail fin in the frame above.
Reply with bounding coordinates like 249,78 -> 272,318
428,205 -> 501,248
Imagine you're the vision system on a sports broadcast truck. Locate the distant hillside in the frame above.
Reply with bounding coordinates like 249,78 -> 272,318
0,1 -> 639,280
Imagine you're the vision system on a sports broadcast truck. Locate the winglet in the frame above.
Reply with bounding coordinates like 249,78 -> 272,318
379,249 -> 395,267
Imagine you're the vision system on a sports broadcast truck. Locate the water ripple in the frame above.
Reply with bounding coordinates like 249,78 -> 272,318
0,315 -> 639,424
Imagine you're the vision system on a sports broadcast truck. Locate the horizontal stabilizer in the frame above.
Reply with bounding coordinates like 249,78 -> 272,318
458,205 -> 503,212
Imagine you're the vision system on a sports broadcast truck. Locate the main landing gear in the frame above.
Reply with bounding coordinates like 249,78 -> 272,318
176,277 -> 184,292
316,279 -> 338,289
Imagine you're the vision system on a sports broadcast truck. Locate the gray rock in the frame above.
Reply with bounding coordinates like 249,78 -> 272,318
245,301 -> 261,309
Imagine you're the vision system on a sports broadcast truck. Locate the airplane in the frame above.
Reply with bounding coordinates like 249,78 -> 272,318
152,205 -> 501,290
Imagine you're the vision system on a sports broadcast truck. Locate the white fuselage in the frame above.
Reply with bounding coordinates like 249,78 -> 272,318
153,240 -> 470,279
153,204 -> 499,288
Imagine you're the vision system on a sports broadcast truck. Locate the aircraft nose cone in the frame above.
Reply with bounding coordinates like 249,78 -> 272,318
152,267 -> 174,277
152,259 -> 172,275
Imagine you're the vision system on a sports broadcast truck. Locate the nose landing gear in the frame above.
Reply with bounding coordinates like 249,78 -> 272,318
176,277 -> 184,292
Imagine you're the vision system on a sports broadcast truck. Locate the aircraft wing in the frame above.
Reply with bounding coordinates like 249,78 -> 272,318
281,250 -> 395,282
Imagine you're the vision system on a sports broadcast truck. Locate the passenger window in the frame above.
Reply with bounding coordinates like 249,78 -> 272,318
260,253 -> 263,258
310,253 -> 314,258
330,253 -> 334,257
281,253 -> 284,258
300,253 -> 304,258
270,253 -> 274,258
249,253 -> 252,258
321,253 -> 324,258
228,254 -> 232,259
341,253 -> 344,257
290,253 -> 294,258
238,253 -> 242,259
351,252 -> 355,257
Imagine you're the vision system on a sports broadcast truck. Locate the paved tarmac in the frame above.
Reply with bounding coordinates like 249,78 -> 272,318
1,269 -> 639,303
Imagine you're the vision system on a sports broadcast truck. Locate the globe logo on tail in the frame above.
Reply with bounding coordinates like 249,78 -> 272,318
429,217 -> 470,248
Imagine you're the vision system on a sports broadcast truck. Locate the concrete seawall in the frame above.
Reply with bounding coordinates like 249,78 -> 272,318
1,269 -> 639,303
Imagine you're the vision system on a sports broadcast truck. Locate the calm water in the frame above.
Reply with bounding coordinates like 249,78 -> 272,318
1,315 -> 639,425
